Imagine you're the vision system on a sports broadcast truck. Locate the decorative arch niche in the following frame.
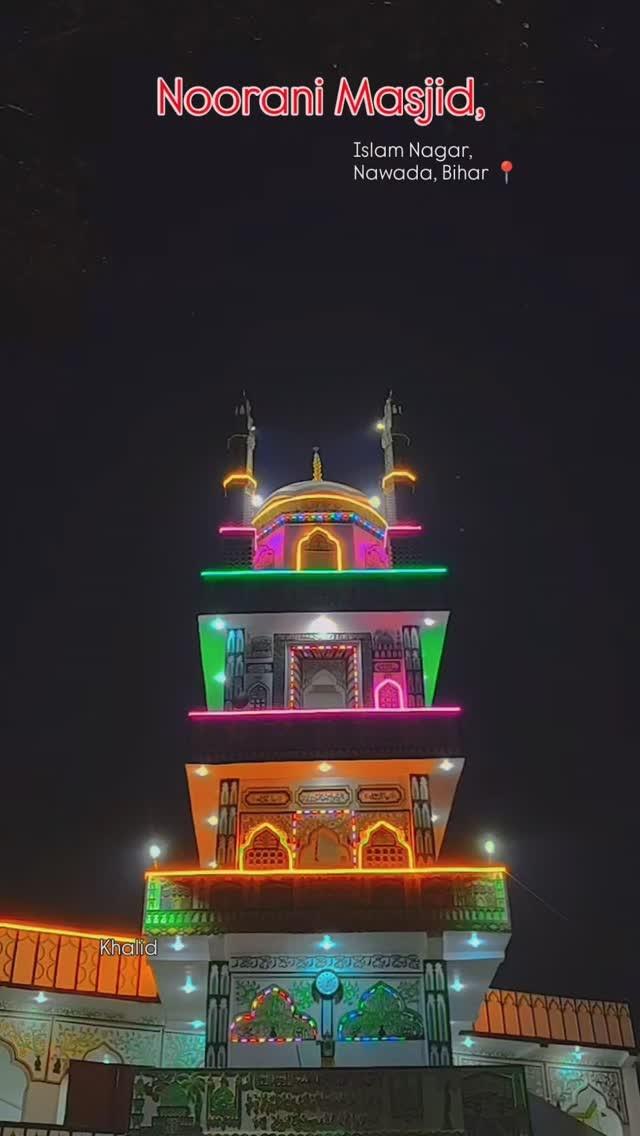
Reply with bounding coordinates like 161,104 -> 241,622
295,527 -> 342,571
240,823 -> 292,870
359,821 -> 413,869
0,1041 -> 28,1122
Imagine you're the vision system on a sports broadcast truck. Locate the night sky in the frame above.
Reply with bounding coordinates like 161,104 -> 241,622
2,3 -> 637,1028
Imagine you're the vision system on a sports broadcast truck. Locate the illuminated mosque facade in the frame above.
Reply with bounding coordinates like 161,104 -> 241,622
0,394 -> 638,1135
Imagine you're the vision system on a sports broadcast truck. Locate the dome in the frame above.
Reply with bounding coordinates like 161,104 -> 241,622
260,479 -> 371,509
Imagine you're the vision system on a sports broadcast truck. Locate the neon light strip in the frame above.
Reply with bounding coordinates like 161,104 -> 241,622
0,920 -> 141,943
201,567 -> 447,578
387,524 -> 423,535
223,472 -> 257,490
146,865 -> 506,879
219,526 -> 256,535
253,492 -> 387,528
382,470 -> 417,489
188,706 -> 461,719
257,512 -> 386,541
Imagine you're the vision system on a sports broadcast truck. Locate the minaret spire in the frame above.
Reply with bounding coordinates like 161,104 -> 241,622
312,446 -> 323,481
223,391 -> 258,526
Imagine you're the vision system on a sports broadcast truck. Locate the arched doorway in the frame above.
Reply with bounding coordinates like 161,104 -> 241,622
296,528 -> 342,570
0,1041 -> 28,1122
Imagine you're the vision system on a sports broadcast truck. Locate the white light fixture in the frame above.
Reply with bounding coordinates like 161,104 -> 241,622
450,977 -> 464,993
318,762 -> 332,773
462,1036 -> 475,1049
208,860 -> 218,869
103,1056 -> 111,1064
309,615 -> 338,636
195,765 -> 209,777
369,495 -> 381,508
149,842 -> 161,861
171,936 -> 185,952
34,991 -> 48,1004
319,934 -> 336,951
573,1046 -> 583,1062
439,759 -> 454,772
431,813 -> 440,823
191,1020 -> 205,1029
206,815 -> 219,827
211,617 -> 226,631
467,932 -> 481,949
423,616 -> 436,627
213,671 -> 226,684
251,494 -> 263,507
375,421 -> 385,431
181,976 -> 196,994
483,838 -> 496,859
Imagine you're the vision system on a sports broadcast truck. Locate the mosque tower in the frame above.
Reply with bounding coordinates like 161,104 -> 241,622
144,391 -> 511,1072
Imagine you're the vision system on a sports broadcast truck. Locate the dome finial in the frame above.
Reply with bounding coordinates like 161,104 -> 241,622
312,447 -> 323,481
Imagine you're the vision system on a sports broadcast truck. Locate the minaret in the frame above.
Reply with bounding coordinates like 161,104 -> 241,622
220,393 -> 257,567
378,392 -> 418,563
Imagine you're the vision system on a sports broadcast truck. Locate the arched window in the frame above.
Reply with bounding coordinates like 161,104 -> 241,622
242,824 -> 291,870
247,682 -> 268,709
375,679 -> 403,708
296,527 -> 342,571
359,822 -> 412,869
0,1041 -> 28,1122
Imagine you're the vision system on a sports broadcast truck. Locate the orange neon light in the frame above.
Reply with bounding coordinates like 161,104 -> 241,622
382,469 -> 417,489
223,472 -> 258,491
295,526 -> 344,572
238,822 -> 294,870
146,864 -> 506,879
0,919 -> 140,943
357,820 -> 414,869
252,493 -> 387,529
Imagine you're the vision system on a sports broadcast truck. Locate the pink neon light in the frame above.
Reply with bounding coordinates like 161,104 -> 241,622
387,525 -> 423,534
219,526 -> 257,535
374,678 -> 405,709
189,706 -> 461,719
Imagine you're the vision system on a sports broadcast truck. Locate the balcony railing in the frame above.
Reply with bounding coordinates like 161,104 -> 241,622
144,868 -> 510,936
64,1059 -> 531,1135
188,706 -> 462,761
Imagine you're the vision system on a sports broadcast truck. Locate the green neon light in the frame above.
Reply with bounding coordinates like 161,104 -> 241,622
198,620 -> 227,710
420,623 -> 448,706
201,567 -> 448,579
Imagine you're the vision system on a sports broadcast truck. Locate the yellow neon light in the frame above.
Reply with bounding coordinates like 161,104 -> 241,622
146,864 -> 506,879
252,492 -> 387,529
238,822 -> 294,870
357,820 -> 415,869
223,472 -> 258,491
0,920 -> 140,943
382,470 -> 417,489
295,526 -> 344,572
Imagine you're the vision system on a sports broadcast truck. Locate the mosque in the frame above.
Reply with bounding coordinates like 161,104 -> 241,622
0,394 -> 637,1135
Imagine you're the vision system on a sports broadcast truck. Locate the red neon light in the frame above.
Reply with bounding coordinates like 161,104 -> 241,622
188,706 -> 461,720
219,526 -> 257,535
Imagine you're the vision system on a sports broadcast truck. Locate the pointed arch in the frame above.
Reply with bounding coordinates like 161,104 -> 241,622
375,678 -> 404,709
295,527 -> 343,571
239,822 -> 292,870
0,1040 -> 28,1122
358,820 -> 413,869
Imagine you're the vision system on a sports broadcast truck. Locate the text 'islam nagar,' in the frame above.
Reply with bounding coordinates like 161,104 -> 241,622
0,395 -> 637,1135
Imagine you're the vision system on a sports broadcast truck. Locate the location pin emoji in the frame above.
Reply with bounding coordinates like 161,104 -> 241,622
500,160 -> 513,185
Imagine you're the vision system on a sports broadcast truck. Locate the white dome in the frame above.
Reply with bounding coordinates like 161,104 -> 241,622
258,479 -> 370,510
